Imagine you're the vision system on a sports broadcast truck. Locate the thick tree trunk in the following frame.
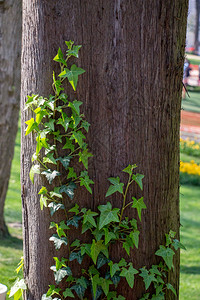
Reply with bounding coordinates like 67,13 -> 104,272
0,0 -> 21,237
195,0 -> 200,54
21,1 -> 188,299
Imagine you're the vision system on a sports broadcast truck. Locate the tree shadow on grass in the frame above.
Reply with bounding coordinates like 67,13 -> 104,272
1,235 -> 23,250
181,265 -> 200,275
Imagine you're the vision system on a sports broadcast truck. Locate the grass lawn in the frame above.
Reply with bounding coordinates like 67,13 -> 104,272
182,91 -> 200,113
180,185 -> 200,300
0,123 -> 200,298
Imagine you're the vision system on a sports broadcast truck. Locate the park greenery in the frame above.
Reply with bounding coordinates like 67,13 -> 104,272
0,46 -> 200,299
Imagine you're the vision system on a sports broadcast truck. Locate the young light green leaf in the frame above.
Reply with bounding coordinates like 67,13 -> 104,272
29,164 -> 40,183
122,164 -> 137,175
120,264 -> 138,288
59,64 -> 85,91
106,176 -> 124,197
132,197 -> 146,221
155,246 -> 175,270
25,118 -> 38,135
40,194 -> 48,210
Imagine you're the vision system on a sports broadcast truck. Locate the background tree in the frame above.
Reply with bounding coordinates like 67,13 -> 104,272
0,0 -> 21,237
21,1 -> 188,299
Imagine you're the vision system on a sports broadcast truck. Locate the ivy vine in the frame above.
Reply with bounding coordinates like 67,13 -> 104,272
10,41 -> 185,300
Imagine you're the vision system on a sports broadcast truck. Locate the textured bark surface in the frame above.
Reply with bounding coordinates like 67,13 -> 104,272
0,0 -> 21,237
21,1 -> 188,299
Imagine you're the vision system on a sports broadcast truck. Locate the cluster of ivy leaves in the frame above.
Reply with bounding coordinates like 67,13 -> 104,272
13,42 -> 185,300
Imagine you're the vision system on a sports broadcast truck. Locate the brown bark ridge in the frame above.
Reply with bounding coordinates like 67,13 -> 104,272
21,1 -> 188,299
0,0 -> 21,237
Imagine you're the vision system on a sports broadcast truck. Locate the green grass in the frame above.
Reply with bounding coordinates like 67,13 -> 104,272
180,185 -> 200,300
182,91 -> 200,113
180,152 -> 200,164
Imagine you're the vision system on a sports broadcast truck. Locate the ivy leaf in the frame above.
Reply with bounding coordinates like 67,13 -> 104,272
41,169 -> 60,184
96,253 -> 109,269
67,45 -> 82,58
50,266 -> 72,284
71,284 -> 86,300
25,118 -> 38,135
139,267 -> 156,290
129,230 -> 140,248
59,182 -> 76,199
63,138 -> 75,152
103,228 -> 116,245
83,209 -> 98,227
166,283 -> 177,296
106,177 -> 124,197
132,197 -> 146,221
63,288 -> 75,298
155,246 -> 175,270
72,131 -> 86,147
45,119 -> 55,131
49,234 -> 68,250
41,294 -> 53,300
122,164 -> 137,175
108,261 -> 120,277
98,202 -> 120,230
99,278 -> 113,296
40,194 -> 48,210
29,164 -> 40,183
68,100 -> 83,115
69,251 -> 84,264
70,239 -> 81,248
91,240 -> 108,264
49,187 -> 63,199
172,239 -> 186,251
57,156 -> 71,169
67,216 -> 81,228
80,173 -> 94,194
53,48 -> 67,66
120,264 -> 138,288
139,293 -> 150,300
34,107 -> 48,125
81,120 -> 90,132
9,278 -> 27,299
57,116 -> 70,132
67,167 -> 77,180
68,203 -> 80,215
48,202 -> 65,216
43,152 -> 57,165
122,236 -> 134,256
78,149 -> 93,169
59,64 -> 85,91
132,173 -> 144,190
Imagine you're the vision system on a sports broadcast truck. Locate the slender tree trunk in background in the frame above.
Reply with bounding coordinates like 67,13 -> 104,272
195,0 -> 200,53
0,0 -> 21,238
21,1 -> 188,299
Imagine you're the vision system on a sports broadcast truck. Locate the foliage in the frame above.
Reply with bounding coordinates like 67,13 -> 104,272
180,138 -> 200,157
180,160 -> 200,186
10,42 -> 184,299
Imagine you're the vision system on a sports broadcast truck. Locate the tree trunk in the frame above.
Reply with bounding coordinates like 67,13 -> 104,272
195,0 -> 200,54
21,1 -> 188,299
0,0 -> 21,238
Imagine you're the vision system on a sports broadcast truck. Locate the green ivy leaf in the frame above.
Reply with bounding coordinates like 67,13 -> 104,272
72,131 -> 86,147
45,118 -> 55,131
83,209 -> 98,227
80,173 -> 94,194
49,187 -> 63,199
71,284 -> 86,300
120,264 -> 138,288
49,234 -> 68,250
53,48 -> 67,66
67,216 -> 81,228
108,261 -> 120,277
57,116 -> 70,132
9,278 -> 27,299
129,230 -> 140,248
132,173 -> 144,190
139,267 -> 157,290
69,251 -> 84,264
59,182 -> 77,199
81,120 -> 90,132
96,253 -> 109,269
132,197 -> 146,221
43,153 -> 57,165
67,45 -> 82,58
29,164 -> 40,183
50,265 -> 72,284
166,283 -> 177,296
103,228 -> 116,245
40,194 -> 48,210
67,167 -> 77,180
59,64 -> 85,91
68,100 -> 83,115
98,202 -> 120,230
172,239 -> 186,250
63,288 -> 75,298
41,169 -> 60,184
90,240 -> 108,264
106,177 -> 124,197
70,239 -> 81,248
155,246 -> 175,270
68,203 -> 80,215
78,149 -> 93,169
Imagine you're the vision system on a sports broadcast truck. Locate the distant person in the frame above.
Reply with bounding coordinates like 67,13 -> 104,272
182,59 -> 192,99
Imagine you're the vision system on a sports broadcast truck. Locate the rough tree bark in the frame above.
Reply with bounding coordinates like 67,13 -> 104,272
0,0 -> 21,237
21,1 -> 188,299
195,0 -> 200,53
